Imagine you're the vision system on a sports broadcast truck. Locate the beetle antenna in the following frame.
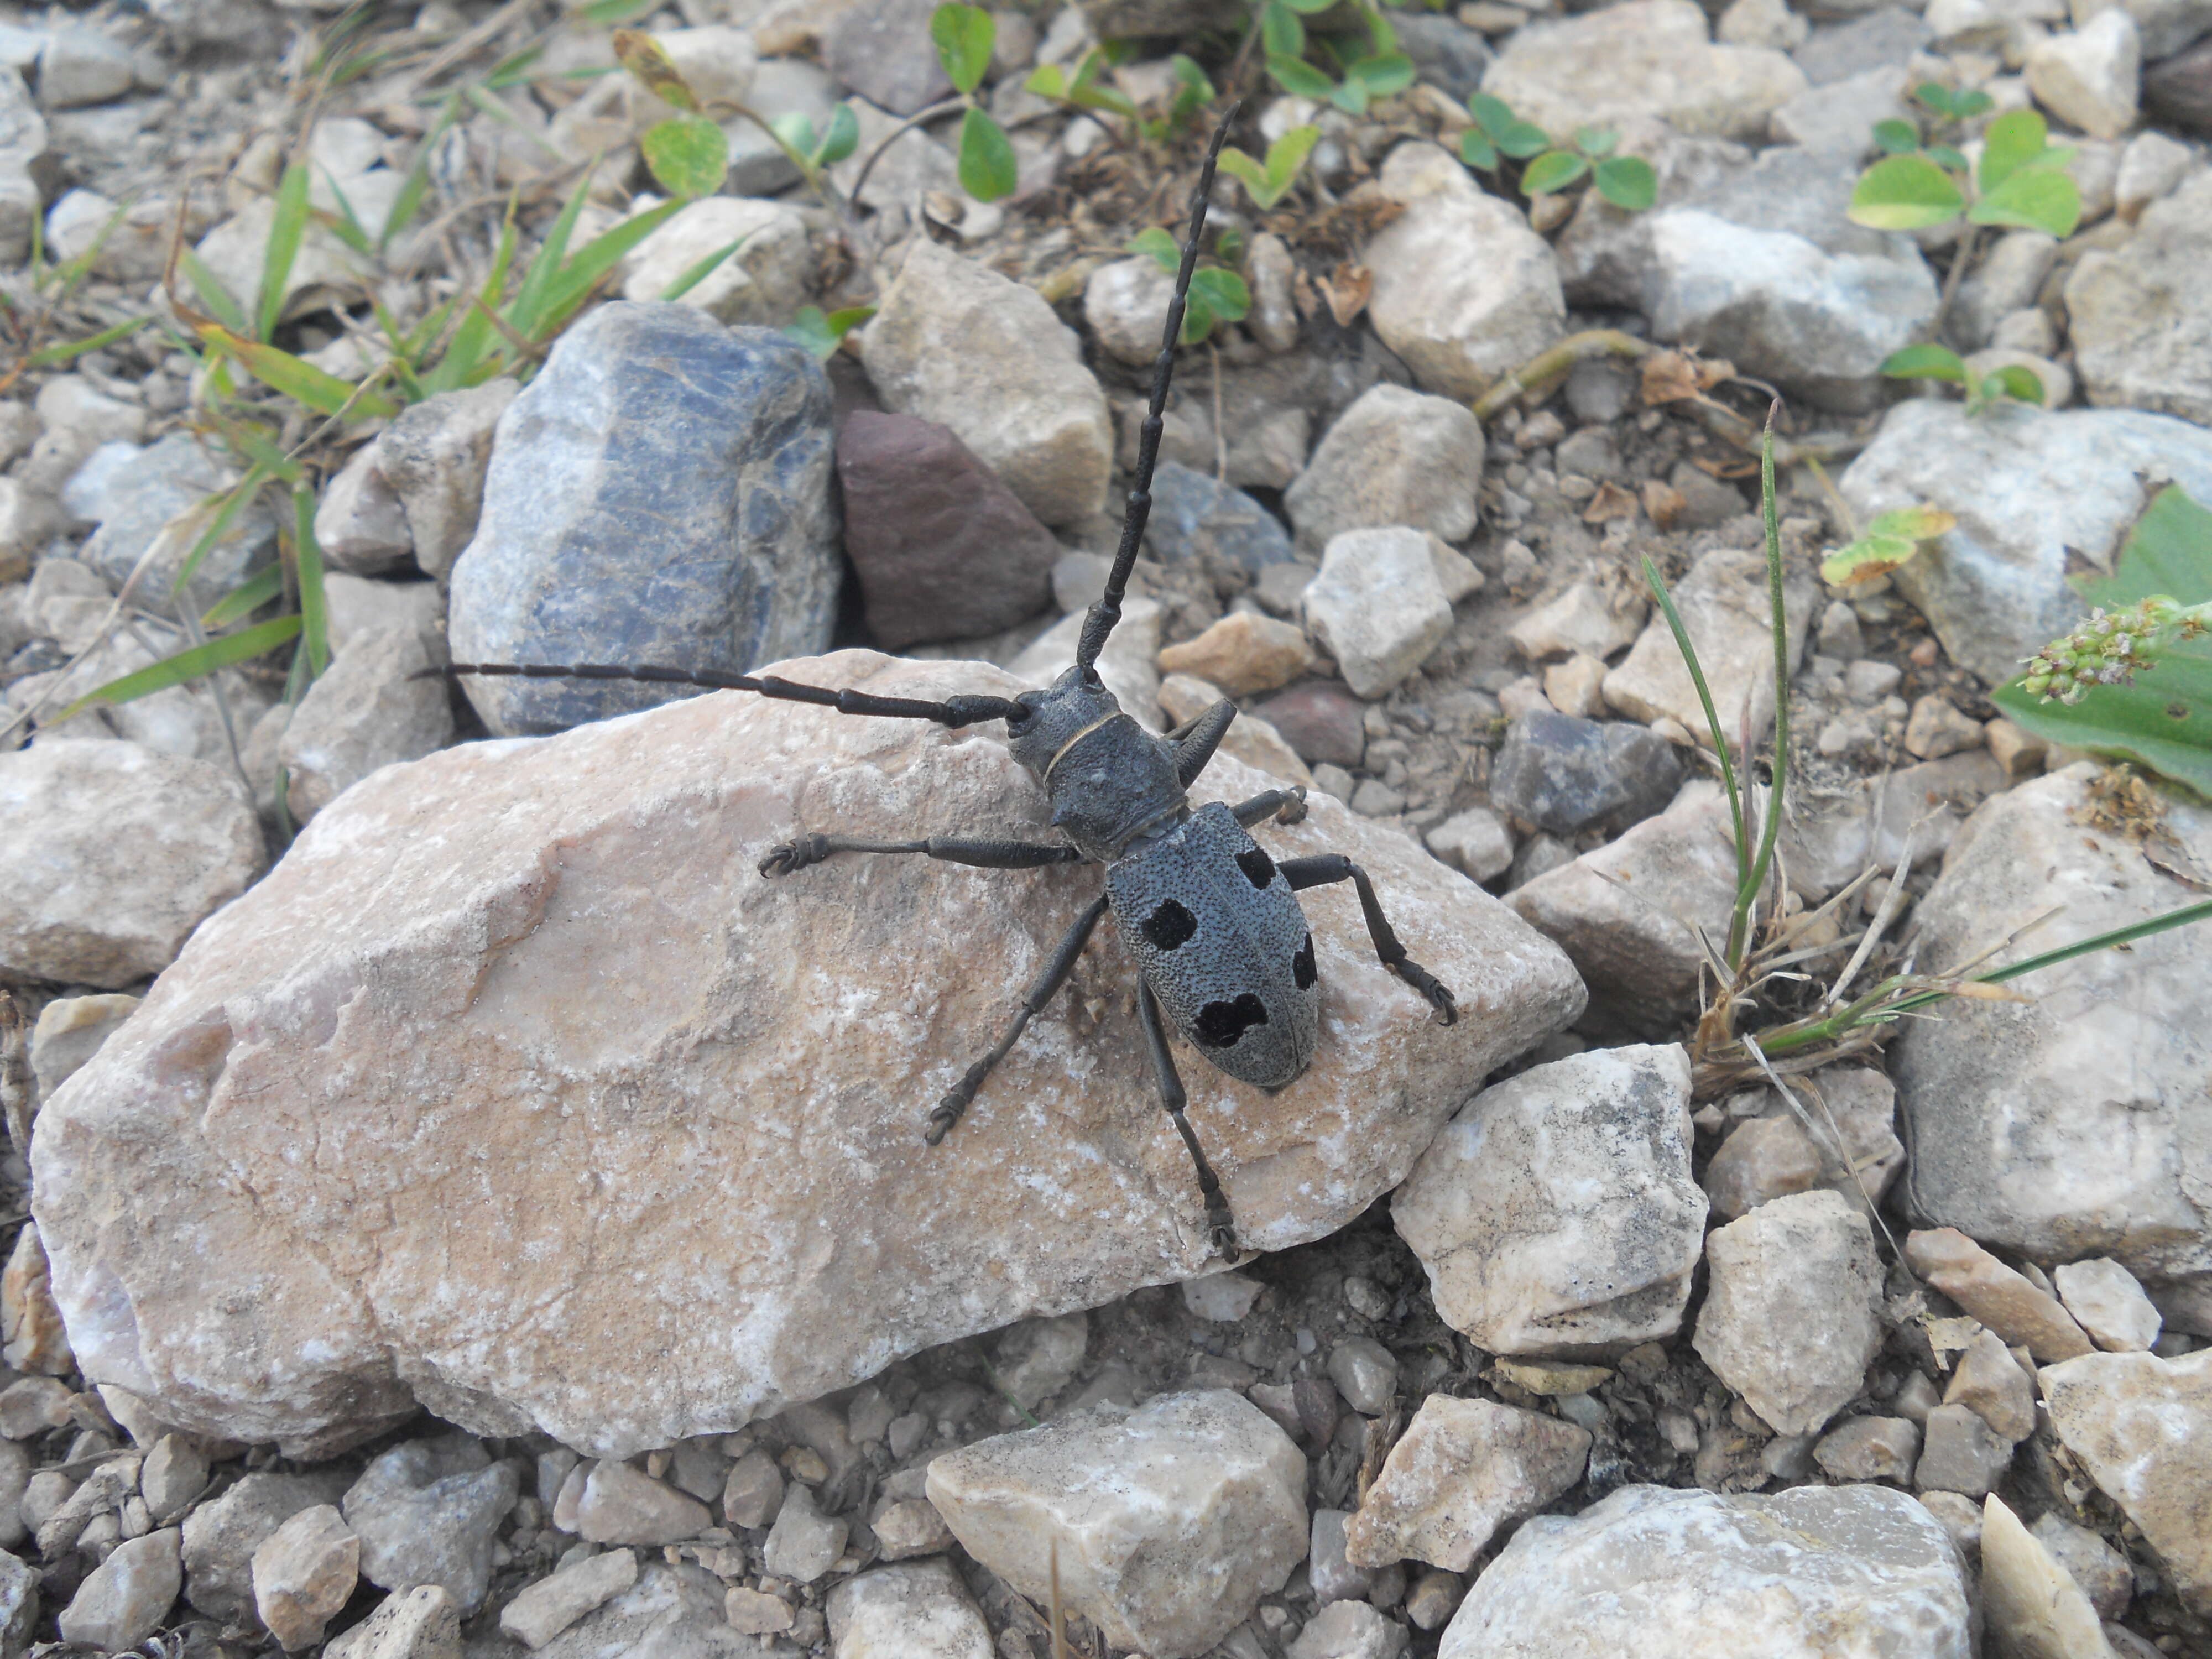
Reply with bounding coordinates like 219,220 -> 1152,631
1073,103 -> 1240,679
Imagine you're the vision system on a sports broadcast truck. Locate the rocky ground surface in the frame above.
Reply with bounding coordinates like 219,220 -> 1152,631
0,0 -> 2209,1653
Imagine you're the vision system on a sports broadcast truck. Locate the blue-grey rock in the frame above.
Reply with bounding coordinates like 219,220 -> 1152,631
79,432 -> 277,609
1489,711 -> 1684,837
448,302 -> 838,736
1145,460 -> 1294,579
341,1434 -> 519,1616
1397,12 -> 1493,100
1792,8 -> 1932,85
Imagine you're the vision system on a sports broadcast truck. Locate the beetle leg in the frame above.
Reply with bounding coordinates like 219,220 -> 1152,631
1137,976 -> 1239,1261
1228,786 -> 1307,829
1276,853 -> 1458,1025
925,891 -> 1110,1145
759,833 -> 1083,878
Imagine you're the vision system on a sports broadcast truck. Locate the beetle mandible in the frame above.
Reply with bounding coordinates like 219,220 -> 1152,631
436,109 -> 1458,1259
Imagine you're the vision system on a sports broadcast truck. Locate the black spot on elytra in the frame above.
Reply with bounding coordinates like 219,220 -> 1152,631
1236,846 -> 1276,889
1196,993 -> 1270,1048
1142,898 -> 1198,951
1292,933 -> 1317,989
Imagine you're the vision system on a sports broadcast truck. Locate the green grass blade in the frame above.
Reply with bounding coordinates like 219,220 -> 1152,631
201,563 -> 284,628
257,159 -> 312,342
533,199 -> 684,339
1887,896 -> 2212,1018
384,93 -> 463,252
169,464 -> 273,598
1642,552 -> 1750,883
199,324 -> 401,420
292,483 -> 330,677
656,232 -> 752,301
26,314 -> 150,369
54,613 -> 302,723
425,213 -> 518,392
179,247 -> 249,336
1731,414 -> 1791,966
504,175 -> 589,342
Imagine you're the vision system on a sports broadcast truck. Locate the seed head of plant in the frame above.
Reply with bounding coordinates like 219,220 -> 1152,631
2020,597 -> 2210,702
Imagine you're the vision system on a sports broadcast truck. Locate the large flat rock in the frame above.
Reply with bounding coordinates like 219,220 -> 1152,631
33,653 -> 1584,1458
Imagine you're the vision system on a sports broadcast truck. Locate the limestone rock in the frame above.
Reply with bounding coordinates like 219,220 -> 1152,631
377,380 -> 516,582
1290,1601 -> 1412,1659
1981,1493 -> 2113,1659
58,1527 -> 180,1650
862,238 -> 1113,528
1891,769 -> 2212,1281
325,1585 -> 462,1659
342,1436 -> 518,1615
1944,1328 -> 2037,1441
1640,147 -> 1938,410
529,1562 -> 748,1659
77,431 -> 276,612
500,1547 -> 638,1648
1915,1403 -> 2019,1498
1507,580 -> 1647,662
762,1481 -> 845,1582
1695,1190 -> 1884,1436
1776,750 -> 2005,899
2031,1511 -> 2133,1620
1907,1230 -> 2094,1361
617,198 -> 811,328
1812,1415 -> 1920,1484
571,1461 -> 711,1546
1438,1484 -> 1971,1658
837,411 -> 1057,650
450,306 -> 836,735
0,1224 -> 67,1375
1394,1045 -> 1706,1355
1084,256 -> 1178,369
1488,711 -> 1682,838
0,1548 -> 33,1658
252,1504 -> 360,1651
1837,400 -> 2212,685
1604,546 -> 1815,746
1302,528 -> 1455,698
2041,1348 -> 2212,1613
33,653 -> 1583,1457
2054,1258 -> 2163,1352
1364,143 -> 1564,402
1282,384 -> 1484,555
926,1391 -> 1307,1659
280,627 -> 454,823
2065,173 -> 2212,426
1157,613 -> 1313,698
1481,0 -> 1809,140
826,1557 -> 990,1659
2025,11 -> 2141,138
315,443 -> 415,576
1144,461 -> 1296,579
1009,598 -> 1165,729
0,740 -> 264,988
1343,1395 -> 1589,1571
25,997 -> 139,1108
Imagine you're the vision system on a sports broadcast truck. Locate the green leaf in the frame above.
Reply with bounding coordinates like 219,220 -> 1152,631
484,43 -> 544,90
1869,504 -> 1958,541
1182,288 -> 1215,344
201,564 -> 284,629
1872,117 -> 1921,154
54,614 -> 304,724
612,28 -> 699,112
641,114 -> 729,199
256,160 -> 311,342
1880,342 -> 1969,381
1460,128 -> 1499,170
1822,532 -> 1920,586
1266,53 -> 1336,98
1328,75 -> 1369,114
504,177 -> 585,343
782,302 -> 877,359
292,484 -> 330,679
2083,486 -> 2212,609
1953,88 -> 1994,117
1969,164 -> 2081,237
1926,143 -> 1970,173
1520,149 -> 1588,195
1348,51 -> 1413,97
1280,0 -> 1339,12
1024,62 -> 1069,99
1593,154 -> 1656,210
956,107 -> 1017,201
579,0 -> 656,24
1128,225 -> 1180,270
1188,265 -> 1250,324
1978,107 -> 2048,192
1986,363 -> 2047,405
770,111 -> 816,156
930,2 -> 995,95
1468,92 -> 1516,138
1848,152 -> 1966,229
178,248 -> 249,335
1913,81 -> 1957,116
1497,118 -> 1551,160
1261,1 -> 1305,58
815,101 -> 860,166
199,324 -> 401,420
384,93 -> 462,252
25,313 -> 150,369
658,233 -> 752,301
1574,124 -> 1618,156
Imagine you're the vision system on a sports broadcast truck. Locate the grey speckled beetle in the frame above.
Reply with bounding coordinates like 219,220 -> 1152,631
436,112 -> 1456,1259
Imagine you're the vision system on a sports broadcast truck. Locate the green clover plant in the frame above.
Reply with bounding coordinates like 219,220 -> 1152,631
1216,124 -> 1321,210
1127,225 -> 1250,344
1261,0 -> 1413,114
931,3 -> 1018,201
1850,102 -> 2080,238
1877,342 -> 2047,415
1462,95 -> 1656,211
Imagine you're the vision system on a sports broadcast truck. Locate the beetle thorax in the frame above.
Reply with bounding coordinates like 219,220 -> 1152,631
1007,666 -> 1188,862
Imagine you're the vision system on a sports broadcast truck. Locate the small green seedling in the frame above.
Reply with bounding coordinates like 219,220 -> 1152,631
1461,95 -> 1656,210
784,304 -> 877,360
1819,502 -> 1954,587
1850,103 -> 2080,238
1027,47 -> 1215,144
1127,225 -> 1249,344
769,102 -> 860,180
613,30 -> 732,200
1878,341 -> 2047,414
1262,0 -> 1412,115
1216,124 -> 1320,210
1994,486 -> 2212,799
931,3 -> 1017,202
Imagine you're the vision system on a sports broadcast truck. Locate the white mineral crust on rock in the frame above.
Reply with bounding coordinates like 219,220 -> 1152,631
33,652 -> 1584,1457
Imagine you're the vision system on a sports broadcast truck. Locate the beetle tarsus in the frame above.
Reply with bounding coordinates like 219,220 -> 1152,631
758,834 -> 830,878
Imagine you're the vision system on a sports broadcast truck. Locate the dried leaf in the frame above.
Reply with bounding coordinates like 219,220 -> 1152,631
1318,261 -> 1371,326
1583,480 -> 1639,524
1642,349 -> 1700,404
1642,478 -> 1687,529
